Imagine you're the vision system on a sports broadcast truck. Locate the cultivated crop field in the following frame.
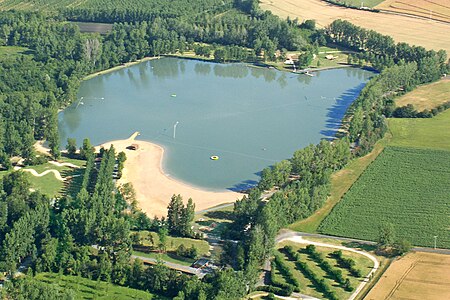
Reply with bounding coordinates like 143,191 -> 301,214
365,252 -> 450,300
35,272 -> 161,299
0,0 -> 231,17
260,0 -> 450,54
319,146 -> 450,248
376,0 -> 450,23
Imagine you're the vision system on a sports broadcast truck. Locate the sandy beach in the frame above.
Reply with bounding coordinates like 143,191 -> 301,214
99,132 -> 242,218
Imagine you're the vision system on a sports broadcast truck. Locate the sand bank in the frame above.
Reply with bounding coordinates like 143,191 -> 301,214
100,132 -> 242,218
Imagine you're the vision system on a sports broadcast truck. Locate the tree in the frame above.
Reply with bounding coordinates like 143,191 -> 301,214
66,138 -> 77,158
117,151 -> 126,178
79,138 -> 94,160
167,194 -> 183,235
181,198 -> 195,237
158,226 -> 168,253
393,239 -> 412,255
378,223 -> 395,247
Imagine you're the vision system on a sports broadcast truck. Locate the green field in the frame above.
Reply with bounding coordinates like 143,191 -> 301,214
0,46 -> 33,59
274,241 -> 374,300
133,231 -> 210,265
319,146 -> 450,248
388,109 -> 450,151
334,0 -> 385,8
0,0 -> 231,16
0,158 -> 86,197
35,272 -> 164,299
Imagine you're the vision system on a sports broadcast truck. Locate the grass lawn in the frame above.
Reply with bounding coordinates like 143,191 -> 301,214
35,272 -> 165,299
132,250 -> 195,267
388,108 -> 450,151
395,79 -> 450,111
136,231 -> 210,255
0,46 -> 33,59
276,241 -> 374,299
194,203 -> 234,236
24,172 -> 64,197
337,0 -> 385,8
0,157 -> 86,198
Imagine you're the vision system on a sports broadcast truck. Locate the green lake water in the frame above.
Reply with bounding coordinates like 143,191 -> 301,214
59,57 -> 373,191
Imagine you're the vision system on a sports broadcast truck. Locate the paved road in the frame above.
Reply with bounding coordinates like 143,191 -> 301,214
276,230 -> 450,255
278,233 -> 379,300
131,254 -> 208,278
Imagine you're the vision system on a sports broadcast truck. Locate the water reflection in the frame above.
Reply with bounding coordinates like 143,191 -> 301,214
59,57 -> 373,190
194,63 -> 211,76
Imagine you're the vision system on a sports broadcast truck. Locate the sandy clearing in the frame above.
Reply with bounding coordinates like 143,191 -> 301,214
365,251 -> 450,300
99,132 -> 242,218
260,0 -> 450,54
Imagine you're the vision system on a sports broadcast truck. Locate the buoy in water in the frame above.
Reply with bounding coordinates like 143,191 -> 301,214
210,155 -> 219,160
171,94 -> 177,97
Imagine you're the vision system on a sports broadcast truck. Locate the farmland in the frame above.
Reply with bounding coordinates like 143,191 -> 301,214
376,0 -> 450,23
388,108 -> 450,151
273,241 -> 374,300
35,272 -> 163,299
319,146 -> 450,248
395,79 -> 450,111
0,0 -> 231,17
365,252 -> 450,300
332,0 -> 385,8
260,0 -> 450,54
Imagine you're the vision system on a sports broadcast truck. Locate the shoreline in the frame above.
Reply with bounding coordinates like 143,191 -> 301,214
99,132 -> 242,218
83,56 -> 161,80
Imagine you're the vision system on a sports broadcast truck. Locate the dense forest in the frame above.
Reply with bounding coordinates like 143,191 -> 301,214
0,0 -> 449,299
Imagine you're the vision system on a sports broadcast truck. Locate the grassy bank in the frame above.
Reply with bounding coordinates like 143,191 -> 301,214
83,57 -> 161,80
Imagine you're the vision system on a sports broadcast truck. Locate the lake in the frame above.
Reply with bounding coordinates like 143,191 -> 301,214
59,57 -> 373,191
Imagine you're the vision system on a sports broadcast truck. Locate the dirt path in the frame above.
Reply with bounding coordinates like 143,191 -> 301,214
278,234 -> 379,300
16,167 -> 65,181
48,161 -> 80,168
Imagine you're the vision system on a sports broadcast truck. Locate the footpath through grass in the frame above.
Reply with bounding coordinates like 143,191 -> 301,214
35,272 -> 165,299
319,146 -> 450,248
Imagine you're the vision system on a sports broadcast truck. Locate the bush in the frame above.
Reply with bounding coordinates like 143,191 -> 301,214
175,244 -> 197,259
257,284 -> 293,296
